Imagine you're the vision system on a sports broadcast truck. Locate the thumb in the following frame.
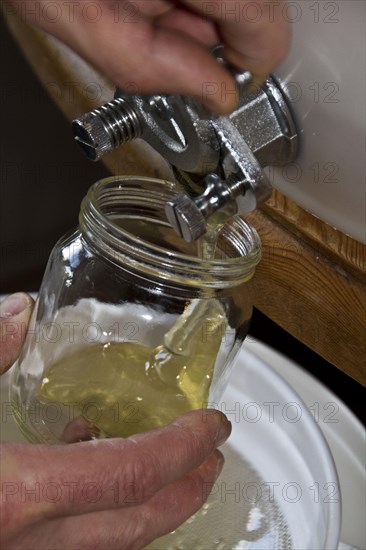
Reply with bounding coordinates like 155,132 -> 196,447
0,293 -> 34,374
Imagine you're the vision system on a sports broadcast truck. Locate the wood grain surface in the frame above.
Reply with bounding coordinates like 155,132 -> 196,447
246,208 -> 366,383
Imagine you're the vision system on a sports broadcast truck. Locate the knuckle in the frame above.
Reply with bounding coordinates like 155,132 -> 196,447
116,449 -> 162,505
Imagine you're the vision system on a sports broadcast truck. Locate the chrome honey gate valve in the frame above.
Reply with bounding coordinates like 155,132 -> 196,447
72,70 -> 298,242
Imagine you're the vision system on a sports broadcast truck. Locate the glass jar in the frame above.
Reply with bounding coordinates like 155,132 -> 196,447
10,176 -> 261,444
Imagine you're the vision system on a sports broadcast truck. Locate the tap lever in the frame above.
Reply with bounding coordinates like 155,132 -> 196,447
165,173 -> 245,242
72,70 -> 298,241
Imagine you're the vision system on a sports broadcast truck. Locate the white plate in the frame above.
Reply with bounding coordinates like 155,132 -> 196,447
243,338 -> 366,549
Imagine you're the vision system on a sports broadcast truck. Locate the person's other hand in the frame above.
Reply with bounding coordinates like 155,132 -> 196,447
0,293 -> 231,549
0,292 -> 34,375
5,0 -> 290,114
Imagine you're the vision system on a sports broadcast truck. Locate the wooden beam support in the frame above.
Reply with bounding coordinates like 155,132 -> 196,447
246,208 -> 366,384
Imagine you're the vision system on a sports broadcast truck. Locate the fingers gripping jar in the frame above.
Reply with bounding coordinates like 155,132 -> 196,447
10,177 -> 261,444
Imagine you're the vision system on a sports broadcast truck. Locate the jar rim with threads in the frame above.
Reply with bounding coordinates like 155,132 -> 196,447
80,176 -> 261,290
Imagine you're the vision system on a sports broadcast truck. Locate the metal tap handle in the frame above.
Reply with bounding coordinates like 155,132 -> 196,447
72,60 -> 298,241
165,173 -> 244,242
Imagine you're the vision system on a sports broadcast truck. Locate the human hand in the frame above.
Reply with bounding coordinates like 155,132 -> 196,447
0,293 -> 231,549
5,0 -> 290,114
1,411 -> 229,549
0,292 -> 34,375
